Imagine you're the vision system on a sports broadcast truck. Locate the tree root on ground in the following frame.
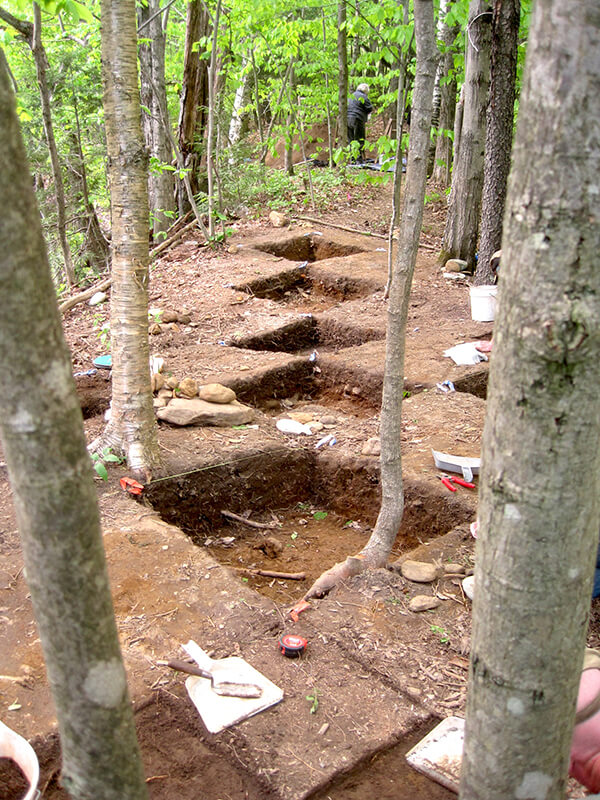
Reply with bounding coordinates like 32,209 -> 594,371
303,553 -> 367,600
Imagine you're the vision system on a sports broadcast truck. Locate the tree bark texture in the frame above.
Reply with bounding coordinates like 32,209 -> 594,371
461,2 -> 600,797
441,0 -> 491,269
32,3 -> 75,286
206,0 -> 222,239
337,0 -> 348,149
475,0 -> 520,284
177,0 -> 209,214
361,0 -> 438,565
0,49 -> 147,800
432,7 -> 460,186
138,0 -> 176,239
101,0 -> 161,476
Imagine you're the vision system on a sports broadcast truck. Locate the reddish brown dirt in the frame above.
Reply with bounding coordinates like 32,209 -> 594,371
0,178 -> 593,799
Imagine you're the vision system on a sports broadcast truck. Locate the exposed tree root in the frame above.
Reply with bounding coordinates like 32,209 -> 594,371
303,553 -> 366,600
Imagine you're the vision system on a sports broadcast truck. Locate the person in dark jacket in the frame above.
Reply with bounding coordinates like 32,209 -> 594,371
347,83 -> 373,163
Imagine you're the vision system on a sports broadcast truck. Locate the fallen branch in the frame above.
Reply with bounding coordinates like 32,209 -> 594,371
236,568 -> 306,581
294,215 -> 386,239
150,218 -> 205,260
59,276 -> 111,315
221,509 -> 278,529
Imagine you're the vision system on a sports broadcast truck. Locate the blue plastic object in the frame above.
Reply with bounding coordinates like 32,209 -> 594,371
93,354 -> 112,369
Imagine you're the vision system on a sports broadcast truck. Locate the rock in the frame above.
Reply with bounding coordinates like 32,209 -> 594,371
362,437 -> 381,457
177,312 -> 192,324
462,575 -> 475,601
289,412 -> 313,424
444,258 -> 468,273
88,291 -> 107,306
401,560 -> 438,583
178,377 -> 198,398
198,383 -> 236,404
351,386 -> 362,396
256,537 -> 284,559
269,210 -> 289,228
157,398 -> 254,427
308,421 -> 324,432
443,563 -> 466,575
409,595 -> 441,612
166,376 -> 179,390
149,323 -> 162,335
151,373 -> 165,393
153,396 -> 169,408
320,415 -> 337,426
161,310 -> 179,324
157,388 -> 173,400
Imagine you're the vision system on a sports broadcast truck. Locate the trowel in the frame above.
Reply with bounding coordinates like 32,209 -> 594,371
158,659 -> 263,699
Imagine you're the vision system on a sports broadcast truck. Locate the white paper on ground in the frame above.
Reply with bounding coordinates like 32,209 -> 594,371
443,342 -> 488,365
0,719 -> 39,800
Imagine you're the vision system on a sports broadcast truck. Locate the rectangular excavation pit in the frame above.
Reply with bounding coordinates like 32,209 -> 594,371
229,316 -> 385,354
251,234 -> 366,263
452,366 -> 488,400
233,266 -> 377,304
143,448 -> 475,606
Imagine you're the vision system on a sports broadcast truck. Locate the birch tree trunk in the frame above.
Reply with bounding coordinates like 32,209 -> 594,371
0,48 -> 147,800
461,1 -> 600,796
138,0 -> 176,239
337,0 -> 348,149
474,0 -> 520,284
100,0 -> 161,478
206,0 -> 222,239
441,0 -> 491,269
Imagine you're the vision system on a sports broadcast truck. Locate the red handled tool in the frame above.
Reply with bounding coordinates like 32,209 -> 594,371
437,474 -> 476,492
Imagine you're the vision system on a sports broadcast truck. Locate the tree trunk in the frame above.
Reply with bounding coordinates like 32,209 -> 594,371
69,93 -> 110,274
228,54 -> 251,150
206,0 -> 222,239
302,1 -> 438,600
337,0 -> 348,149
0,48 -> 147,800
474,0 -> 519,284
432,5 -> 459,186
461,1 -> 600,796
441,0 -> 491,270
100,0 -> 161,478
138,0 -> 176,239
361,0 -> 438,566
32,3 -> 76,286
177,0 -> 209,214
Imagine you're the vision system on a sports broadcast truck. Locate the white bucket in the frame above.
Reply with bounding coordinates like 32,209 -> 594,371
469,285 -> 497,322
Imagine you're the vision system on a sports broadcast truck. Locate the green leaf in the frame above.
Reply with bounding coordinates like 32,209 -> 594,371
290,532 -> 298,540
103,453 -> 121,463
312,511 -> 328,520
94,462 -> 108,481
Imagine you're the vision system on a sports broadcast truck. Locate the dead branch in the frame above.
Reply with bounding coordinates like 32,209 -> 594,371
294,215 -> 387,239
150,219 -> 205,259
58,276 -> 111,314
221,509 -> 278,529
236,568 -> 306,581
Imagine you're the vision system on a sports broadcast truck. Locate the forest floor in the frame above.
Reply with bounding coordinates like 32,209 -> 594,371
0,175 -> 596,799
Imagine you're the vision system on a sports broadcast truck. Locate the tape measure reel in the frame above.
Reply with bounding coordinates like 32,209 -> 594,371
279,633 -> 307,658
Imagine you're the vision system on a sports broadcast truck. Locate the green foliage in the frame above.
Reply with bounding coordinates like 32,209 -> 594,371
312,510 -> 328,521
90,447 -> 124,481
306,689 -> 319,714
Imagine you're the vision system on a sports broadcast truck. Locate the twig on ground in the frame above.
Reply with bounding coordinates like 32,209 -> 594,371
221,509 -> 278,529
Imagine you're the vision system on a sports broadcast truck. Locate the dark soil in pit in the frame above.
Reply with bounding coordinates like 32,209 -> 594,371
0,180 -> 595,800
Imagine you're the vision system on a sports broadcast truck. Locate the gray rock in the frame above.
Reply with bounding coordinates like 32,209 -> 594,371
401,560 -> 438,583
178,377 -> 198,398
161,310 -> 179,324
409,595 -> 441,612
361,437 -> 381,457
198,383 -> 236,404
443,563 -> 466,575
157,397 -> 254,427
320,415 -> 337,426
88,291 -> 107,306
269,210 -> 290,228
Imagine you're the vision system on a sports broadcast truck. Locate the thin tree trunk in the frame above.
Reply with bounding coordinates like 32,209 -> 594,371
303,0 -> 438,599
32,3 -> 75,286
361,0 -> 438,566
259,57 -> 294,164
206,0 -> 222,239
432,4 -> 459,186
322,10 -> 334,166
249,45 -> 264,144
177,0 -> 209,214
461,1 -> 600,796
228,54 -> 251,150
0,48 -> 147,800
441,0 -> 492,270
138,0 -> 176,239
474,0 -> 520,284
100,0 -> 161,478
337,0 -> 349,149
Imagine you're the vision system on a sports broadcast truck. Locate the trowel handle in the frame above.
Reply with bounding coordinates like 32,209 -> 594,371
159,660 -> 212,680
183,640 -> 214,670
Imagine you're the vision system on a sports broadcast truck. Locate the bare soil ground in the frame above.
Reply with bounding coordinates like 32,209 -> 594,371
0,178 -> 594,799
